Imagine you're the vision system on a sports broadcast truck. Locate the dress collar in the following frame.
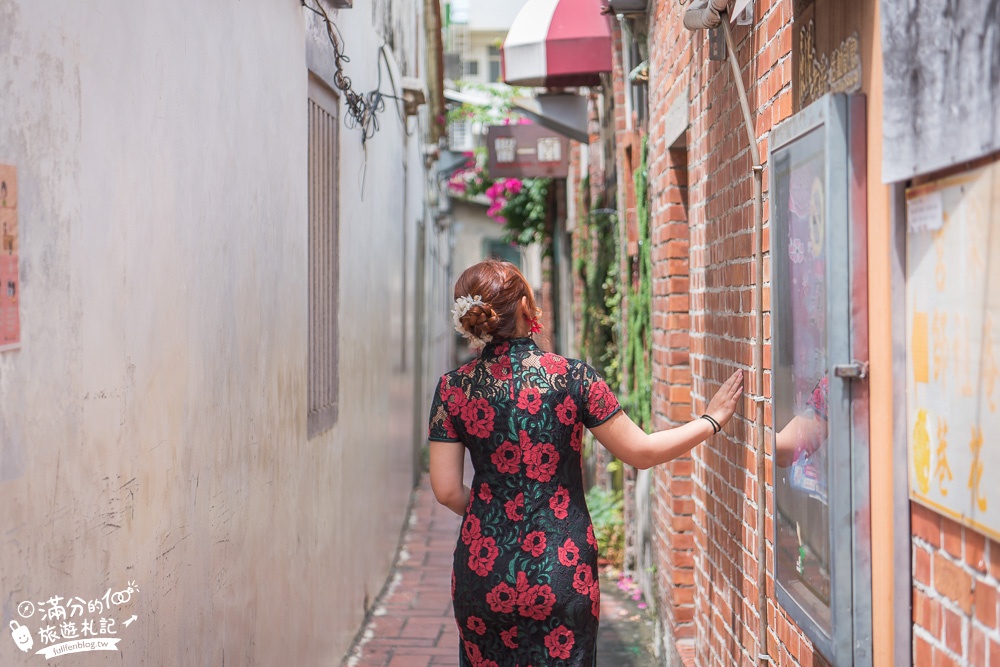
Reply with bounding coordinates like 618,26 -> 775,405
481,336 -> 538,358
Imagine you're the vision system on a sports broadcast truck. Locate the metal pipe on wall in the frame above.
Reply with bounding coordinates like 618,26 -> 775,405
719,17 -> 770,667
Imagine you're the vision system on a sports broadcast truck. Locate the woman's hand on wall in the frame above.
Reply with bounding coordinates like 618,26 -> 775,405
706,370 -> 744,429
591,370 -> 743,470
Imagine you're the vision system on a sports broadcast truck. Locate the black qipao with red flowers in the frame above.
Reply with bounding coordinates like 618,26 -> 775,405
428,337 -> 621,667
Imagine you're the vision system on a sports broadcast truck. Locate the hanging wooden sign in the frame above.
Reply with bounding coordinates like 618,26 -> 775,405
792,0 -> 863,111
487,125 -> 570,179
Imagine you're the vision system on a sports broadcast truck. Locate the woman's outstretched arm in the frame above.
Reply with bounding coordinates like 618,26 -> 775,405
590,370 -> 743,470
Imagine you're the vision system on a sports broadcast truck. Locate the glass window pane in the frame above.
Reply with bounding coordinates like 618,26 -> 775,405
772,126 -> 832,632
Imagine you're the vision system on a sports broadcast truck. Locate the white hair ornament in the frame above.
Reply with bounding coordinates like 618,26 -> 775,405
452,295 -> 493,349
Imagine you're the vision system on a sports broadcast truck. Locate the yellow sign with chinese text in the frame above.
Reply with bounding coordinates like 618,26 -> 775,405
906,163 -> 1000,539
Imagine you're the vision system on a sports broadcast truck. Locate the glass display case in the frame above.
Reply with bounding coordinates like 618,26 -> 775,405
770,93 -> 872,666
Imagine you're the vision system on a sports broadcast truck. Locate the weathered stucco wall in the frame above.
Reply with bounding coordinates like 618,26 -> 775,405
0,0 -> 427,663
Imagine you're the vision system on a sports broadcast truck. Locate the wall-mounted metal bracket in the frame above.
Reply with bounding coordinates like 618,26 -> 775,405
708,26 -> 727,61
834,361 -> 869,380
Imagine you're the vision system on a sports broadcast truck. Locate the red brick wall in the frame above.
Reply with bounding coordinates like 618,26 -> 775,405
912,504 -> 1000,666
587,3 -> 1000,666
642,0 -> 812,664
645,0 -> 696,644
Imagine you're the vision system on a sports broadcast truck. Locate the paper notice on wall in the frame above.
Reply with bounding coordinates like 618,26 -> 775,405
906,189 -> 944,233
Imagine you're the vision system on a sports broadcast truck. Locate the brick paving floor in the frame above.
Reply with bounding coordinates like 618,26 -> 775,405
344,475 -> 657,667
344,476 -> 461,667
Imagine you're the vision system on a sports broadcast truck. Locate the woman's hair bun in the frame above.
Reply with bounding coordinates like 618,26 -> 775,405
460,303 -> 500,339
453,259 -> 539,342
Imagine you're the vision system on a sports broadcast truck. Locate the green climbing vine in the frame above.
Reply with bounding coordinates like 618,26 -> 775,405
576,177 -> 621,392
574,138 -> 651,433
621,137 -> 653,431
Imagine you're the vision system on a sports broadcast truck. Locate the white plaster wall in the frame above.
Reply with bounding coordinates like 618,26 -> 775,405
451,200 -> 541,292
453,201 -> 508,275
0,0 -> 428,663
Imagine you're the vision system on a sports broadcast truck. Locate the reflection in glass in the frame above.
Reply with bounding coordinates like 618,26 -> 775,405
772,126 -> 832,632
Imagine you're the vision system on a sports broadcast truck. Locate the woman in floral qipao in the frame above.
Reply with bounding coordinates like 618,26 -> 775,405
429,260 -> 742,667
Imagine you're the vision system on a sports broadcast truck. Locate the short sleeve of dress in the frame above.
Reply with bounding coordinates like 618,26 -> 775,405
428,375 -> 461,442
806,376 -> 829,421
581,364 -> 622,428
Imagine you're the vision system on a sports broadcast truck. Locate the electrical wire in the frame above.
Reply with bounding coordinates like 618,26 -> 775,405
302,0 -> 418,145
301,0 -> 384,142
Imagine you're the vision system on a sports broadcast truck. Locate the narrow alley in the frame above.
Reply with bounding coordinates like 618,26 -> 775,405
0,0 -> 998,666
344,475 -> 658,667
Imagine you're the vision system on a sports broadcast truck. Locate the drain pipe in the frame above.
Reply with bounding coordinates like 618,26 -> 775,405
720,18 -> 769,667
683,9 -> 769,666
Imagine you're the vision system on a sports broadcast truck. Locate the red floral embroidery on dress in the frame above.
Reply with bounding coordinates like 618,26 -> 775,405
586,524 -> 597,547
504,492 -> 524,521
572,564 -> 594,595
491,441 -> 521,474
458,360 -> 476,375
467,616 -> 487,636
523,440 -> 559,483
557,538 -> 580,567
586,379 -> 618,423
521,531 -> 547,557
489,357 -> 512,380
440,384 -> 467,417
544,625 -> 575,660
590,582 -> 600,619
517,429 -> 533,449
516,386 -> 542,414
515,571 -> 530,593
461,398 -> 496,438
550,486 -> 570,520
555,394 -> 578,425
468,536 -> 499,576
517,580 -> 557,621
500,626 -> 518,649
570,422 -> 584,452
486,582 -> 517,614
464,640 -> 484,665
461,513 -> 481,545
540,353 -> 568,375
478,483 -> 492,503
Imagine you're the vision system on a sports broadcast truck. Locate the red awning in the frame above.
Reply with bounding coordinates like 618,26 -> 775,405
501,0 -> 613,88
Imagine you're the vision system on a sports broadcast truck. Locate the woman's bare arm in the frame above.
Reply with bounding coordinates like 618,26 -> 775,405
429,441 -> 471,515
590,370 -> 744,469
774,414 -> 826,468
